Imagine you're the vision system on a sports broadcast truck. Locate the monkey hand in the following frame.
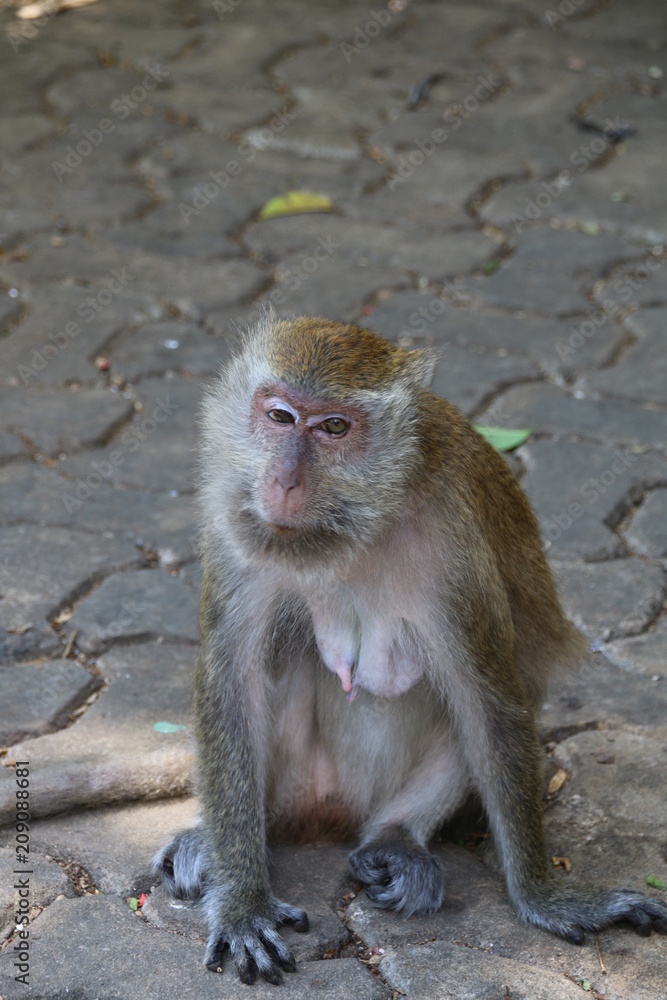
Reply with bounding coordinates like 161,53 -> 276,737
518,882 -> 667,945
350,826 -> 444,917
204,893 -> 309,985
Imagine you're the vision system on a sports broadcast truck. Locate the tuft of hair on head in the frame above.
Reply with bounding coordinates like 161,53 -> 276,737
241,310 -> 437,401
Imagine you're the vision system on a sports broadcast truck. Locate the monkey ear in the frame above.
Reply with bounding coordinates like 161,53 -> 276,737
403,347 -> 438,389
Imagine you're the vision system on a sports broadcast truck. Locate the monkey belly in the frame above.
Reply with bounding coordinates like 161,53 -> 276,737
267,656 -> 456,839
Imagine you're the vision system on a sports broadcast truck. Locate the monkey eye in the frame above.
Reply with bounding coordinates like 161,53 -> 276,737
267,408 -> 295,424
319,417 -> 348,436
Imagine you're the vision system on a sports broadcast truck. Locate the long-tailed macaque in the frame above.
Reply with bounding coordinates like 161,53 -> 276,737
155,314 -> 666,984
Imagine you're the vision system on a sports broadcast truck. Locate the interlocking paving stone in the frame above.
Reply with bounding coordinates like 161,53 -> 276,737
63,568 -> 199,653
0,659 -> 99,746
0,642 -> 194,826
603,616 -> 667,679
0,895 -> 387,1000
519,439 -> 667,560
0,526 -> 142,660
0,386 -> 134,456
0,846 -> 75,944
579,306 -> 667,405
551,559 -> 665,642
622,487 -> 667,557
468,229 -> 646,316
58,375 -> 202,492
480,382 -> 667,449
0,462 -> 197,566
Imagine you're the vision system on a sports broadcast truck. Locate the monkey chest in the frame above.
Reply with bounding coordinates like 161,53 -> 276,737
308,595 -> 425,702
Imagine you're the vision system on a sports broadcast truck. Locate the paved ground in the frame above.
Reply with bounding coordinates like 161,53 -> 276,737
0,0 -> 666,997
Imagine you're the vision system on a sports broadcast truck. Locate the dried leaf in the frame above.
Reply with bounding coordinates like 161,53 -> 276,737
547,768 -> 570,795
258,191 -> 334,220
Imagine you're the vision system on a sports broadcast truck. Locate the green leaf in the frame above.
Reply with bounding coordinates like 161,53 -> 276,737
480,258 -> 501,275
129,897 -> 139,911
154,721 -> 187,734
258,190 -> 334,220
578,982 -> 592,992
473,425 -> 532,452
646,875 -> 666,890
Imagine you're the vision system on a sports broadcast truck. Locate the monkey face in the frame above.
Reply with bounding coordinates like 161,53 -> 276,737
251,383 -> 366,531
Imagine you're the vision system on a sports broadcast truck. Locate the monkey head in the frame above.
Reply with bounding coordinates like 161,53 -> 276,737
200,313 -> 436,569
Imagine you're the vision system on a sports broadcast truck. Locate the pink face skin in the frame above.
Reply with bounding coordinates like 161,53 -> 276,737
252,384 -> 365,530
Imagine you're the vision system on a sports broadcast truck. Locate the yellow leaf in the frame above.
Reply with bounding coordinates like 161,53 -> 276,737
258,191 -> 334,220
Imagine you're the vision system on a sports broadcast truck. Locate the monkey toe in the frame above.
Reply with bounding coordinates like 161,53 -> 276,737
558,924 -> 586,946
275,900 -> 309,933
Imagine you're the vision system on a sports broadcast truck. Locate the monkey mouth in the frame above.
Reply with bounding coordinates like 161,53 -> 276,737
271,523 -> 300,536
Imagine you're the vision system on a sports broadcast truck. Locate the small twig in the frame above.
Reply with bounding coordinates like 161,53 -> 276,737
62,629 -> 78,658
504,987 -> 511,999
595,932 -> 607,975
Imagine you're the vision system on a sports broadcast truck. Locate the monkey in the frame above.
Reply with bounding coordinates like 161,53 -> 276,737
155,313 -> 667,985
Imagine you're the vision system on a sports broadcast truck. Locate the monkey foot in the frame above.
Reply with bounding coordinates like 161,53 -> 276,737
350,830 -> 444,917
520,886 -> 667,944
153,826 -> 208,900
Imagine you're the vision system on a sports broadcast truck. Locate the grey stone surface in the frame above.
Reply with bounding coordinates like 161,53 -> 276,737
0,659 -> 99,746
0,797 -> 200,899
364,292 -> 632,377
63,568 -> 199,653
581,306 -> 667,405
59,374 -> 202,492
0,386 -> 134,456
480,382 -> 667,448
0,846 -> 74,944
603,616 -> 667,679
244,215 -> 495,284
0,526 -> 142,660
0,642 -> 194,825
0,462 -> 197,566
539,652 -> 667,738
519,439 -> 667,561
622,488 -> 667,557
468,229 -> 645,317
0,282 -> 162,389
0,432 -> 26,463
109,320 -> 231,381
0,895 -> 387,1000
551,560 -> 665,641
378,942 -> 585,1000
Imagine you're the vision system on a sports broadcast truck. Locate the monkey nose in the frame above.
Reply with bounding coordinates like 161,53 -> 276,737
277,469 -> 300,491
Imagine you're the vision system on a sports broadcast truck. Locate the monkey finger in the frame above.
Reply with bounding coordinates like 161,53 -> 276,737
204,935 -> 230,976
259,928 -> 297,973
243,933 -> 285,985
275,900 -> 309,933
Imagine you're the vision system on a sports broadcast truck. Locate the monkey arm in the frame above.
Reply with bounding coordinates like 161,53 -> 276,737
190,570 -> 309,984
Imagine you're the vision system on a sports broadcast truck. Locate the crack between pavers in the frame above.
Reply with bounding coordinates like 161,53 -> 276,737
466,373 -> 546,422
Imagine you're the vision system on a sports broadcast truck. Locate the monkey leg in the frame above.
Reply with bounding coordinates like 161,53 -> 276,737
350,744 -> 469,916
